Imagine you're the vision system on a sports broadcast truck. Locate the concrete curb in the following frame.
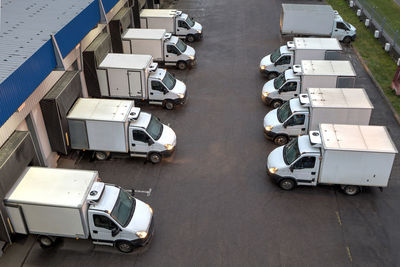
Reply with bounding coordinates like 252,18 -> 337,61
352,46 -> 400,126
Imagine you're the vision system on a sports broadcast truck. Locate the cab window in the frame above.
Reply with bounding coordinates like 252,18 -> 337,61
151,81 -> 166,92
93,215 -> 116,230
280,82 -> 297,92
293,156 -> 316,169
287,114 -> 305,126
276,56 -> 291,65
132,130 -> 150,143
167,45 -> 180,55
178,20 -> 189,29
336,22 -> 348,31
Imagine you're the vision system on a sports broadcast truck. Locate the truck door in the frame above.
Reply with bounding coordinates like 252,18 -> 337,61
90,213 -> 120,242
274,55 -> 292,73
129,129 -> 152,156
149,80 -> 168,102
165,45 -> 181,63
279,81 -> 298,101
128,71 -> 143,98
176,20 -> 190,36
331,22 -> 348,41
284,114 -> 307,136
291,156 -> 318,185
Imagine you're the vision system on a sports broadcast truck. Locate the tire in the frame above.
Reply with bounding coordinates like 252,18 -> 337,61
343,36 -> 352,44
38,235 -> 55,248
273,135 -> 289,146
186,34 -> 195,43
279,178 -> 296,191
271,100 -> 283,109
116,240 -> 134,253
95,151 -> 109,161
267,72 -> 278,80
342,185 -> 361,196
164,100 -> 175,110
149,152 -> 162,164
177,61 -> 187,70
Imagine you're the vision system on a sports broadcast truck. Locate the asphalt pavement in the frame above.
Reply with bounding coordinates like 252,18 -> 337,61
1,0 -> 400,266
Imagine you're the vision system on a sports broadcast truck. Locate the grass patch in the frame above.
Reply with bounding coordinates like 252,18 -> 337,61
363,0 -> 400,33
326,0 -> 400,114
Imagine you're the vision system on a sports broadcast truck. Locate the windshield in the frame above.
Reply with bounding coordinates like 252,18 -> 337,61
185,16 -> 195,27
176,39 -> 187,53
146,115 -> 163,140
273,73 -> 286,89
270,48 -> 281,63
344,21 -> 351,30
162,71 -> 176,90
277,101 -> 292,123
111,189 -> 136,227
283,138 -> 301,165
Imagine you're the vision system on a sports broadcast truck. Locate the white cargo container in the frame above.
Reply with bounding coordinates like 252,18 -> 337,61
4,167 -> 154,252
259,38 -> 342,79
263,88 -> 373,145
140,9 -> 203,42
122,29 -> 196,70
261,60 -> 356,108
280,4 -> 356,43
67,98 -> 177,163
97,53 -> 186,109
267,124 -> 398,195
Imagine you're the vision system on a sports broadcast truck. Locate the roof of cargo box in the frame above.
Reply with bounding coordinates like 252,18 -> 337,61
98,53 -> 153,70
67,98 -> 134,122
320,124 -> 398,153
294,38 -> 342,51
308,88 -> 373,109
5,167 -> 98,207
140,9 -> 178,17
301,60 -> 356,76
122,29 -> 167,40
282,4 -> 334,13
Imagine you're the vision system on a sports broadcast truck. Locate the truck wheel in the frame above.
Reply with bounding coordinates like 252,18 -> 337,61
164,100 -> 175,110
343,36 -> 352,44
274,135 -> 288,146
116,240 -> 134,253
271,100 -> 283,109
149,152 -> 162,164
342,185 -> 361,196
38,235 -> 55,248
186,34 -> 195,43
95,151 -> 110,161
279,178 -> 296,191
177,61 -> 187,70
267,72 -> 278,80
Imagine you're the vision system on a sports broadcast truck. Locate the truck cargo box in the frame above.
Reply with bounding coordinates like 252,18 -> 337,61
67,98 -> 134,152
307,88 -> 373,131
4,167 -> 98,238
140,9 -> 176,33
318,124 -> 398,187
122,29 -> 166,61
292,38 -> 342,64
281,4 -> 334,36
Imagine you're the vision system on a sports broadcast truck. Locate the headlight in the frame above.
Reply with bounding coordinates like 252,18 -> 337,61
265,125 -> 273,132
260,65 -> 266,70
269,167 -> 278,174
189,55 -> 195,60
177,93 -> 185,98
146,204 -> 153,215
136,231 -> 148,239
197,30 -> 202,34
164,144 -> 174,150
262,91 -> 269,97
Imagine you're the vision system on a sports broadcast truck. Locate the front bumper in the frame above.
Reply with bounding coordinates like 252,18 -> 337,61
188,58 -> 196,67
261,95 -> 273,105
194,32 -> 203,40
352,34 -> 356,41
131,217 -> 155,247
161,146 -> 176,157
264,128 -> 277,140
267,167 -> 283,183
173,92 -> 188,105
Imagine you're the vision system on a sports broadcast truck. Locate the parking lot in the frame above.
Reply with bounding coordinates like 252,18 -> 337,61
2,0 -> 400,266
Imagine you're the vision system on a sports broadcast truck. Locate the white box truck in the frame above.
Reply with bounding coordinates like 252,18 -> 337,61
140,9 -> 203,42
263,88 -> 373,145
280,4 -> 356,43
4,167 -> 154,253
122,29 -> 196,70
67,98 -> 177,164
267,124 -> 398,195
97,53 -> 186,110
259,38 -> 342,79
261,60 -> 356,108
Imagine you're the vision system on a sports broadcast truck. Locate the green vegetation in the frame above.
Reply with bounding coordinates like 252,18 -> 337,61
363,0 -> 400,32
326,0 -> 400,114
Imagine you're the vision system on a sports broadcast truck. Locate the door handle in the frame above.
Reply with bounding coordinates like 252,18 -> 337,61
311,172 -> 316,175
131,144 -> 136,147
93,230 -> 98,234
301,128 -> 305,131
150,92 -> 154,95
166,55 -> 169,57
177,29 -> 180,31
294,94 -> 298,96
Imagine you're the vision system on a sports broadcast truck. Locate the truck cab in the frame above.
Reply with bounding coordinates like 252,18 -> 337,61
267,135 -> 321,190
264,97 -> 309,145
87,182 -> 154,252
260,44 -> 293,79
164,35 -> 196,69
261,68 -> 300,108
128,108 -> 177,163
331,12 -> 356,43
148,67 -> 187,109
174,11 -> 203,42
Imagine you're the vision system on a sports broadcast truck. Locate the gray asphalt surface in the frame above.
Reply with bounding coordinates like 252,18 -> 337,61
1,0 -> 400,266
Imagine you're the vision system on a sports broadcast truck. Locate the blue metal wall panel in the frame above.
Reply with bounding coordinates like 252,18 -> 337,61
103,0 -> 120,13
0,41 -> 56,126
55,1 -> 100,58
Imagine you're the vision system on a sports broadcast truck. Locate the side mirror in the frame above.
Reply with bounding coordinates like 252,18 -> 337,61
147,139 -> 154,146
130,189 -> 135,196
289,166 -> 294,172
111,227 -> 121,237
283,122 -> 287,128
